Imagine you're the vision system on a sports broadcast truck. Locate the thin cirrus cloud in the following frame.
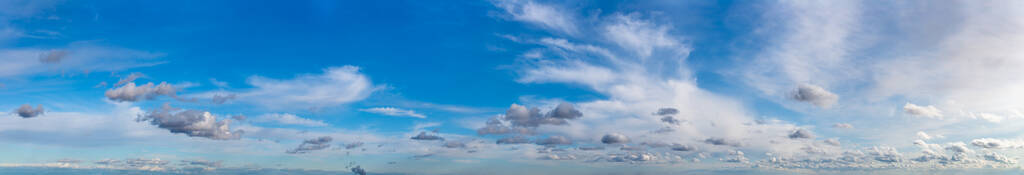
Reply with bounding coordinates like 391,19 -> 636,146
360,107 -> 426,118
190,66 -> 382,110
250,113 -> 328,127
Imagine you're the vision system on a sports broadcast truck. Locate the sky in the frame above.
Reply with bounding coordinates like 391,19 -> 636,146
3,0 -> 1024,174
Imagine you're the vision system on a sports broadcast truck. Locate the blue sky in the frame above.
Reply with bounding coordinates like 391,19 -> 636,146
4,0 -> 1024,174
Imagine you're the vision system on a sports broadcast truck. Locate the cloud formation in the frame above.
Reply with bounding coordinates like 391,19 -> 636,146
237,66 -> 380,109
37,50 -> 66,64
790,84 -> 838,108
494,0 -> 577,35
105,82 -> 178,102
971,138 -> 1024,149
251,113 -> 327,127
360,107 -> 426,118
904,103 -> 943,118
287,136 -> 333,154
788,129 -> 815,139
601,133 -> 629,144
504,103 -> 581,128
13,104 -> 43,118
410,132 -> 444,141
137,104 -> 242,140
536,135 -> 572,146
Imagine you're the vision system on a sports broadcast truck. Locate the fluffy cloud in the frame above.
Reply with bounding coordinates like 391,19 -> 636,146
903,103 -> 943,118
137,104 -> 242,140
917,131 -> 943,140
410,132 -> 444,141
790,84 -> 839,108
824,138 -> 841,146
504,103 -> 581,127
476,117 -> 531,135
359,107 -> 426,118
105,82 -> 178,102
477,103 -> 582,137
250,113 -> 327,127
13,104 -> 43,118
600,133 -> 629,144
788,129 -> 815,139
286,136 -> 333,154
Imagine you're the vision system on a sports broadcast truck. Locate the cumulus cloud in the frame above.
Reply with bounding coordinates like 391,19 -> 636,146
600,133 -> 629,144
251,113 -> 327,127
136,104 -> 242,140
105,82 -> 178,102
903,103 -> 943,118
984,153 -> 1017,164
917,131 -> 943,140
13,104 -> 43,118
350,165 -> 366,175
476,117 -> 531,135
790,84 -> 838,108
360,107 -> 426,118
788,128 -> 815,139
287,136 -> 333,154
504,103 -> 582,128
536,136 -> 571,146
478,103 -> 582,139
410,132 -> 444,141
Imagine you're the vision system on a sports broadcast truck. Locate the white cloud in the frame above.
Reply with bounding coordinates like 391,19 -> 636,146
495,0 -> 578,35
791,84 -> 839,108
904,103 -> 942,118
360,107 -> 426,118
196,66 -> 381,109
832,123 -> 853,129
0,43 -> 164,78
137,104 -> 242,140
251,113 -> 328,127
105,82 -> 178,102
971,138 -> 1024,149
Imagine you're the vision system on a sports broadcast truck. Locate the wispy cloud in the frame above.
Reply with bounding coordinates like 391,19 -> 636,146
360,107 -> 426,118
